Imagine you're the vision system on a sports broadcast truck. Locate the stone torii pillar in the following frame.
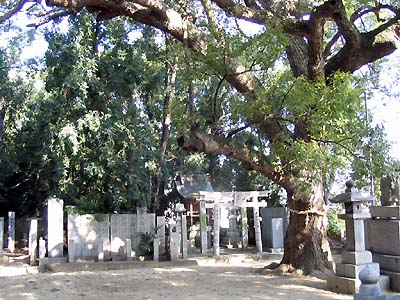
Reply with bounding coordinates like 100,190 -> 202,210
199,200 -> 208,254
252,197 -> 263,254
213,202 -> 221,257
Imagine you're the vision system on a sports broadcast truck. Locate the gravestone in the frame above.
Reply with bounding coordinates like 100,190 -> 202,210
0,217 -> 3,257
47,198 -> 64,258
28,218 -> 39,265
8,211 -> 15,253
261,207 -> 288,252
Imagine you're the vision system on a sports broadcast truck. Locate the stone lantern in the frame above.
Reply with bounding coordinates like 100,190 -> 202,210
327,180 -> 387,294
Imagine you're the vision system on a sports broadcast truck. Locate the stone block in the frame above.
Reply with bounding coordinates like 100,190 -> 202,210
342,251 -> 372,265
327,274 -> 360,294
373,253 -> 400,273
381,269 -> 400,292
336,263 -> 380,279
365,219 -> 400,256
370,206 -> 400,219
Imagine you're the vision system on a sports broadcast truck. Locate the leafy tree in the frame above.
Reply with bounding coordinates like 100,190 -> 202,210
2,0 -> 400,274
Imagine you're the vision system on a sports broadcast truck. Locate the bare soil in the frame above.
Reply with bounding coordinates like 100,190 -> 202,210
0,258 -> 352,300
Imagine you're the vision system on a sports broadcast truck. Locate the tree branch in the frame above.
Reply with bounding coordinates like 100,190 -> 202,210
0,0 -> 28,24
177,128 -> 294,188
27,10 -> 74,28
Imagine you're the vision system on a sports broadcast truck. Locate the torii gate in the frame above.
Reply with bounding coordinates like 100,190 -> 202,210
194,191 -> 269,256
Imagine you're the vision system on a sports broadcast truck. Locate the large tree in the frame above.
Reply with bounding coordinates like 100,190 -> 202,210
2,0 -> 399,273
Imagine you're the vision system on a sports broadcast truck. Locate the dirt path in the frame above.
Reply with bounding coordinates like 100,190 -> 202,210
0,261 -> 352,300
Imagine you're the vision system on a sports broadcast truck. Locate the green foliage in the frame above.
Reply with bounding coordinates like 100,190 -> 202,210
137,225 -> 162,255
327,207 -> 345,240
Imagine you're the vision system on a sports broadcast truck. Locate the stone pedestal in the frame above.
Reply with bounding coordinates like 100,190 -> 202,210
365,206 -> 400,292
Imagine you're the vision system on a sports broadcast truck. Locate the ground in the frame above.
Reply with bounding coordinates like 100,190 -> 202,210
0,254 -> 352,300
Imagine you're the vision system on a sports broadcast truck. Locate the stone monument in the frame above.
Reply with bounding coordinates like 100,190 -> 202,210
28,218 -> 39,265
365,175 -> 400,292
47,197 -> 64,258
327,180 -> 383,294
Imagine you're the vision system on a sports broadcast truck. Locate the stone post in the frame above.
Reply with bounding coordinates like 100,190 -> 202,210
213,203 -> 220,257
28,218 -> 39,266
68,239 -> 75,263
8,211 -> 15,253
47,197 -> 64,258
39,238 -> 46,273
240,208 -> 248,250
126,238 -> 132,261
156,216 -> 166,255
0,217 -> 3,257
153,237 -> 160,262
181,215 -> 188,259
170,232 -> 180,261
253,199 -> 263,254
199,200 -> 208,255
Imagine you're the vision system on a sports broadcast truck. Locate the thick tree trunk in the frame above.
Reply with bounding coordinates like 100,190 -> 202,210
281,180 -> 333,274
